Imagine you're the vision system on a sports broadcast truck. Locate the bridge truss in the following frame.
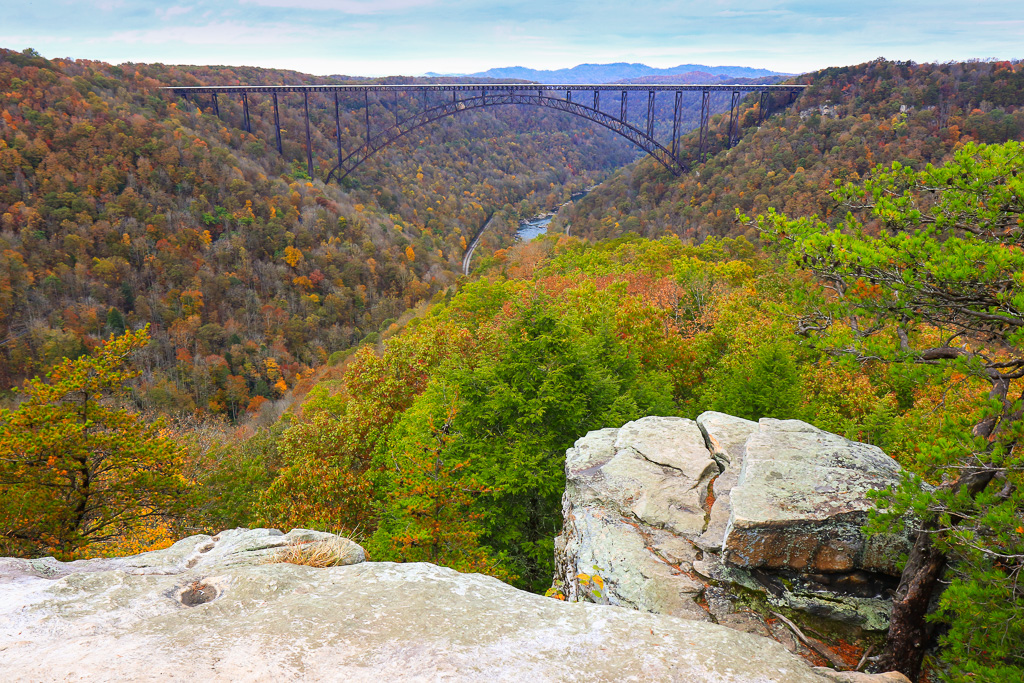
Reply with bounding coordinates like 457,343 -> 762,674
164,82 -> 806,182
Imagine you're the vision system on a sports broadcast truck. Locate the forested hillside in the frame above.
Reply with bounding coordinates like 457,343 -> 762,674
2,50 -> 1023,681
563,58 -> 1024,241
0,47 -> 636,418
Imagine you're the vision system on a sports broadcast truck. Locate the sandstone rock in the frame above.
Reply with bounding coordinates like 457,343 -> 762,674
556,417 -> 716,619
724,418 -> 906,575
0,527 -> 363,584
2,529 -> 837,682
593,416 -> 717,536
556,413 -> 915,643
694,411 -> 759,552
557,505 -> 709,621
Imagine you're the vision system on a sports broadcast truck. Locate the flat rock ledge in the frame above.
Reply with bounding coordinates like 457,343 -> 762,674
554,414 -> 913,662
3,528 -> 844,682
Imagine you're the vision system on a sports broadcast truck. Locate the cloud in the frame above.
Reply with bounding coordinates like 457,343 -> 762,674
157,5 -> 194,19
104,21 -> 325,47
714,9 -> 787,18
239,0 -> 439,14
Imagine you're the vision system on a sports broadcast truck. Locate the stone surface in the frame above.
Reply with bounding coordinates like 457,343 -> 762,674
0,527 -> 362,584
555,413 -> 914,642
557,417 -> 717,618
694,412 -> 760,552
557,506 -> 709,621
725,418 -> 906,575
1,529 -> 838,682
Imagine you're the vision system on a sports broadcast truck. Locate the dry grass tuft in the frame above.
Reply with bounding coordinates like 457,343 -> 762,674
270,535 -> 361,568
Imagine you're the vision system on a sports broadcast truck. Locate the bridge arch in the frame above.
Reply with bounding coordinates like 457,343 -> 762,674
165,84 -> 806,183
326,91 -> 679,183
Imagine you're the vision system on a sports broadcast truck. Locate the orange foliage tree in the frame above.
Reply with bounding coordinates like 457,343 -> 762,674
0,327 -> 188,558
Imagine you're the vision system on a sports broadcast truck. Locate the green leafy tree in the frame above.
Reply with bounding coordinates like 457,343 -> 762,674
105,307 -> 126,337
371,392 -> 511,579
0,327 -> 189,558
440,301 -> 674,591
755,140 -> 1024,681
197,422 -> 286,530
708,339 -> 804,421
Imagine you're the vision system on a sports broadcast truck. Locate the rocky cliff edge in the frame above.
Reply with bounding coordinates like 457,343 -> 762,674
0,527 -> 908,682
554,413 -> 913,666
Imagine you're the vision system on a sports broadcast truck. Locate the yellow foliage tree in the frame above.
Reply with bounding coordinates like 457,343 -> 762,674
283,245 -> 304,268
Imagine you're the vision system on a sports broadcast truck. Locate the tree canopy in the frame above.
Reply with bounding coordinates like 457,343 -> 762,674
0,327 -> 189,558
755,140 -> 1024,682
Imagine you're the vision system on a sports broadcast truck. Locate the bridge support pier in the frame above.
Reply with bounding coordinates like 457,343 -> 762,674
646,90 -> 655,138
671,90 -> 682,161
335,92 -> 343,179
303,91 -> 313,179
698,89 -> 711,163
272,93 -> 283,154
728,90 -> 741,148
365,90 -> 371,148
211,93 -> 219,117
241,92 -> 251,134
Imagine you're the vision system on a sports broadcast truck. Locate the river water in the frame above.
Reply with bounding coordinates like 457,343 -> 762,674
516,214 -> 554,242
515,189 -> 591,242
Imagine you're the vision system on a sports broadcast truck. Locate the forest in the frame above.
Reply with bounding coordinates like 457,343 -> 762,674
0,47 -> 637,419
1,48 -> 1023,681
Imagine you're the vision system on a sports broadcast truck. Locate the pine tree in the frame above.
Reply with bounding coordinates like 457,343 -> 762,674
754,141 -> 1024,681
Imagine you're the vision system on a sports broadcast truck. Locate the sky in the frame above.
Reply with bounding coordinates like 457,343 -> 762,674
3,0 -> 1022,77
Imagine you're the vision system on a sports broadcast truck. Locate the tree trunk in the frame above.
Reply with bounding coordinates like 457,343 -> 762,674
878,378 -> 1011,679
879,466 -> 1000,679
876,524 -> 946,679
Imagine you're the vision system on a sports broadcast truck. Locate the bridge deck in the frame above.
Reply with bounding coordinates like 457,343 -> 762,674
164,83 -> 806,94
162,82 -> 807,180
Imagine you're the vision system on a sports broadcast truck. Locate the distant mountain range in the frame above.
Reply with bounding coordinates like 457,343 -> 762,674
423,62 -> 785,84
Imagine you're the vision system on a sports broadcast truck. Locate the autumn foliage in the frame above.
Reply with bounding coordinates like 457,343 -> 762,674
0,327 -> 188,558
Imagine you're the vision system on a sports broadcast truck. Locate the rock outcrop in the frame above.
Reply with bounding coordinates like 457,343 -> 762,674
723,418 -> 905,575
4,527 -> 857,682
554,413 -> 911,648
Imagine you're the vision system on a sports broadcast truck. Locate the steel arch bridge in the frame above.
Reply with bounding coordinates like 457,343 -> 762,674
164,83 -> 806,183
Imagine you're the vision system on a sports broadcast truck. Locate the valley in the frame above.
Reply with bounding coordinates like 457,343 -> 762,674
1,47 -> 1023,681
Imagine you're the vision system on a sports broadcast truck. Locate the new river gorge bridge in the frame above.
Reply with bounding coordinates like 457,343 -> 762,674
164,83 -> 807,183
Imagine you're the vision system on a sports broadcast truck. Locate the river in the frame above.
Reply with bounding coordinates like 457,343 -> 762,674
515,189 -> 592,242
516,214 -> 554,242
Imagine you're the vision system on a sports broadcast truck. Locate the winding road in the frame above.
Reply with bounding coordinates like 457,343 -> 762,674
462,213 -> 495,276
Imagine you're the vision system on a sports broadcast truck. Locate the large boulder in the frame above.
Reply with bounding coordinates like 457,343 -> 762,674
555,417 -> 715,620
724,418 -> 905,575
555,413 -> 912,643
2,528 -> 837,682
694,412 -> 760,552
